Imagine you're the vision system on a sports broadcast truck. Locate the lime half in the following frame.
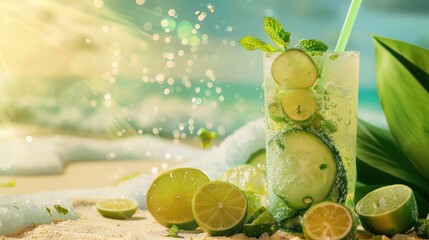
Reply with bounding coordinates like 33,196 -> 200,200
146,168 -> 210,230
271,49 -> 318,89
303,201 -> 355,240
96,198 -> 138,220
218,165 -> 267,197
192,181 -> 247,236
355,184 -> 418,237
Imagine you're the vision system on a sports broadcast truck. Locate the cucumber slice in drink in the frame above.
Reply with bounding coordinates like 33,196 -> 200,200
280,89 -> 316,122
271,49 -> 318,89
269,130 -> 340,210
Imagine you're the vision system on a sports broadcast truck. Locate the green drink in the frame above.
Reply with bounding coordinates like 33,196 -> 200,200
263,49 -> 359,223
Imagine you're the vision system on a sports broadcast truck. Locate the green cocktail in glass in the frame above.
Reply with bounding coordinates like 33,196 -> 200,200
263,49 -> 359,224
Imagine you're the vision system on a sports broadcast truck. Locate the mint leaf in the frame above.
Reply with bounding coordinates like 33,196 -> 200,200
197,128 -> 217,149
0,179 -> 16,188
239,36 -> 278,52
54,205 -> 69,215
46,207 -> 52,217
263,17 -> 291,49
166,225 -> 184,238
295,39 -> 329,52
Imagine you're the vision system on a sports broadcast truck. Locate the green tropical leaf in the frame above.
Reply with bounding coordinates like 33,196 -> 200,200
357,119 -> 429,190
373,35 -> 429,181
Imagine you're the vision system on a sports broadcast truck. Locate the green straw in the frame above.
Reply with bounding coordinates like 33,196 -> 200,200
335,0 -> 363,52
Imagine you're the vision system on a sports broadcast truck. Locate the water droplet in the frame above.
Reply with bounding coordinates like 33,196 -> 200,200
135,0 -> 145,5
25,136 -> 33,143
168,9 -> 176,17
195,10 -> 201,16
207,3 -> 215,13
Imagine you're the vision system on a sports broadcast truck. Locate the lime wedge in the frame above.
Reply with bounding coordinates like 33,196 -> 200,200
243,209 -> 278,238
270,130 -> 337,210
146,168 -> 210,230
355,184 -> 418,237
192,181 -> 247,236
218,165 -> 267,198
243,223 -> 278,238
96,198 -> 138,220
242,191 -> 263,223
271,49 -> 318,89
303,201 -> 356,240
252,209 -> 277,225
280,89 -> 316,122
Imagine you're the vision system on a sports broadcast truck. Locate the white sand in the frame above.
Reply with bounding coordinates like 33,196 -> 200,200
4,198 -> 304,240
1,160 -> 304,240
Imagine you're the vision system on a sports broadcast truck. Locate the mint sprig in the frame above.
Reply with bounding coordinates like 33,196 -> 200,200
240,17 -> 329,53
263,17 -> 291,49
295,39 -> 329,52
239,36 -> 278,52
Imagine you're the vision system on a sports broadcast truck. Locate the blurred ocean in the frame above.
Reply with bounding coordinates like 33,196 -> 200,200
1,0 -> 425,139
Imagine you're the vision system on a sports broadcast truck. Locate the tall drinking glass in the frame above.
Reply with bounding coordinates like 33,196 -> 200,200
263,49 -> 359,224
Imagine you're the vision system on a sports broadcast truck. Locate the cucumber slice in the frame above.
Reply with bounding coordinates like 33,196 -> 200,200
271,49 -> 318,89
280,89 -> 316,122
269,130 -> 338,210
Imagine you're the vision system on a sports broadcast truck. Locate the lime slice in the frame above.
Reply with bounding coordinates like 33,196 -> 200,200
96,198 -> 138,220
355,184 -> 418,237
303,201 -> 356,240
245,149 -> 266,173
243,209 -> 278,238
280,89 -> 317,121
192,181 -> 247,236
270,130 -> 337,210
271,49 -> 318,89
146,168 -> 210,230
218,165 -> 267,198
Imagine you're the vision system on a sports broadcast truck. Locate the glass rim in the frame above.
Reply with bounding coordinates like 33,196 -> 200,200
262,50 -> 359,57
